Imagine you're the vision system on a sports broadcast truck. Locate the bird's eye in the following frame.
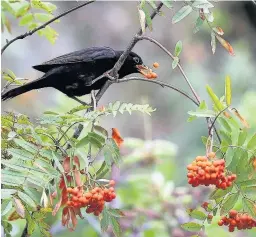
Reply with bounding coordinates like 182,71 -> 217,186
133,57 -> 140,64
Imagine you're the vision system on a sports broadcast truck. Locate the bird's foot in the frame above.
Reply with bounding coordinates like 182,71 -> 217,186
104,71 -> 118,82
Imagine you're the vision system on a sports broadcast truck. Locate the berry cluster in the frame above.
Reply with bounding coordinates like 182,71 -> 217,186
65,180 -> 116,216
187,155 -> 236,189
218,210 -> 256,232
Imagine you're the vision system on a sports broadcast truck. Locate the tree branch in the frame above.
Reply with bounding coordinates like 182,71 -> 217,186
1,0 -> 95,54
118,77 -> 199,106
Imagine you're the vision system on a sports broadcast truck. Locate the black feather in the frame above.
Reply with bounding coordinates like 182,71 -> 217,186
1,47 -> 144,101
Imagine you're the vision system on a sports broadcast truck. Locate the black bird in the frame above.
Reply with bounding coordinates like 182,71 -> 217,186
1,47 -> 148,103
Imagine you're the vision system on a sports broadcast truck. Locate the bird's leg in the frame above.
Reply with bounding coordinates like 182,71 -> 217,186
71,96 -> 89,106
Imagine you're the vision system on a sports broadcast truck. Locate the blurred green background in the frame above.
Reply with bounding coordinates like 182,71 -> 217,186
1,1 -> 256,237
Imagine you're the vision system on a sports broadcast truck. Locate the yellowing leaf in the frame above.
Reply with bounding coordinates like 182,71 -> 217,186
13,198 -> 25,218
216,35 -> 235,56
206,85 -> 225,111
225,75 -> 232,106
213,26 -> 224,35
232,108 -> 250,128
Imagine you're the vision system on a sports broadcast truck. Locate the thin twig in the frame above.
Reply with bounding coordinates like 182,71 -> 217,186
1,0 -> 95,54
118,77 -> 199,106
137,35 -> 201,103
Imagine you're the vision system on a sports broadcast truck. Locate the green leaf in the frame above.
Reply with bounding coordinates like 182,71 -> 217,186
34,13 -> 53,22
235,151 -> 249,182
193,17 -> 204,34
218,117 -> 232,133
243,198 -> 256,218
162,1 -> 172,9
192,0 -> 214,9
187,110 -> 215,118
187,115 -> 197,122
68,104 -> 91,114
237,130 -> 247,146
225,147 -> 234,167
247,134 -> 256,150
236,179 -> 256,187
1,200 -> 13,216
32,1 -> 57,13
1,0 -> 16,15
19,13 -> 33,26
209,186 -> 232,200
180,222 -> 202,232
15,2 -> 30,18
107,208 -> 125,218
172,5 -> 192,24
18,191 -> 37,209
110,216 -> 121,237
199,100 -> 208,110
225,76 -> 232,106
1,189 -> 17,199
14,138 -> 38,154
88,132 -> 106,144
201,136 -> 208,145
206,85 -> 225,111
220,193 -> 239,215
100,208 -> 110,232
27,211 -> 36,235
189,209 -> 207,220
7,148 -> 34,161
172,57 -> 179,69
1,170 -> 26,186
174,40 -> 182,57
211,30 -> 216,54
51,151 -> 64,173
141,5 -> 152,31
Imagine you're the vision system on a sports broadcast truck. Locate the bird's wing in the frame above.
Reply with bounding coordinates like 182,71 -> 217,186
33,47 -> 117,73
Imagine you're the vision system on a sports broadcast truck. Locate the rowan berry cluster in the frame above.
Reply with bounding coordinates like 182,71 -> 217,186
218,210 -> 256,232
65,180 -> 116,216
187,155 -> 236,189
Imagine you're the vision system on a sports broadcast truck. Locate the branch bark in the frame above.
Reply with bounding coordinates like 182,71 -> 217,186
1,0 -> 95,54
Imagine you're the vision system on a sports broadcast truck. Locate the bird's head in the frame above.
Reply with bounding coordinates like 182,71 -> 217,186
117,51 -> 151,78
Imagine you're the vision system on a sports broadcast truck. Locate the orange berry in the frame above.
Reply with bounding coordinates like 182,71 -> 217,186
208,152 -> 216,159
150,72 -> 158,79
109,180 -> 116,186
229,210 -> 238,218
153,62 -> 159,68
218,220 -> 224,226
67,187 -> 73,193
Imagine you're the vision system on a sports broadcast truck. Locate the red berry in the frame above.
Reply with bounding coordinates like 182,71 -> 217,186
109,180 -> 115,186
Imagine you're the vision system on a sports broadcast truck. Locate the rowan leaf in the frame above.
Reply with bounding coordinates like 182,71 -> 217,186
225,75 -> 232,106
172,5 -> 192,24
180,222 -> 202,232
220,193 -> 239,215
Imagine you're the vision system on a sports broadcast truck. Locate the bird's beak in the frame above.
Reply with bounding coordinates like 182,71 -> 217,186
136,64 -> 151,77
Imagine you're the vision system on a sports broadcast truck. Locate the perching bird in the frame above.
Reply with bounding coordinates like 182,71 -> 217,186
1,47 -> 148,103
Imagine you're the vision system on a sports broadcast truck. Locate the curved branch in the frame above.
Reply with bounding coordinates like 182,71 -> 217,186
118,77 -> 199,106
1,0 -> 95,54
137,35 -> 201,104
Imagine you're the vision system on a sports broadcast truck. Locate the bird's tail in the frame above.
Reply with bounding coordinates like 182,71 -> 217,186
1,78 -> 46,101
